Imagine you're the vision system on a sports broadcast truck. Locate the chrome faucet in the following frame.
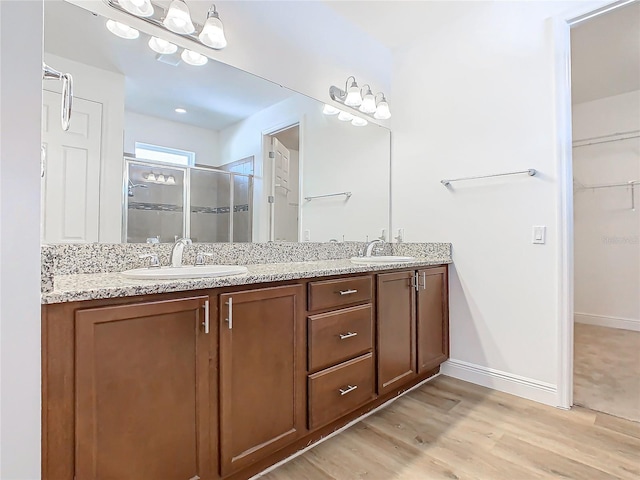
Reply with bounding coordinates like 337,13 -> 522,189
170,238 -> 192,267
363,239 -> 384,257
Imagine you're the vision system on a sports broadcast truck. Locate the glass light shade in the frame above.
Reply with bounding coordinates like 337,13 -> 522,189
166,175 -> 176,185
322,104 -> 340,115
359,92 -> 377,114
148,36 -> 178,54
351,116 -> 368,127
117,0 -> 154,17
106,19 -> 140,39
157,174 -> 166,183
337,111 -> 354,122
199,15 -> 227,49
144,172 -> 156,182
163,0 -> 195,34
344,85 -> 362,107
181,49 -> 208,66
374,100 -> 391,120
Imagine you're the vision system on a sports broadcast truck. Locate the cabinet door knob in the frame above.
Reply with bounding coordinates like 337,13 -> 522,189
339,332 -> 358,340
202,300 -> 210,334
339,385 -> 358,396
225,297 -> 233,330
339,289 -> 358,296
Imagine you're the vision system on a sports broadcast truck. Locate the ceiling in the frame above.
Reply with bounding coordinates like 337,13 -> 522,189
570,2 -> 640,104
44,0 -> 294,130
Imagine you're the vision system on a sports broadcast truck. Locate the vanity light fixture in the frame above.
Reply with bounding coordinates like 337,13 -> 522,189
143,172 -> 157,182
106,19 -> 140,39
329,76 -> 391,120
351,116 -> 368,127
322,104 -> 340,115
156,174 -> 166,183
337,110 -> 354,122
163,0 -> 195,34
117,0 -> 154,17
148,36 -> 178,54
166,175 -> 176,185
198,4 -> 227,49
181,49 -> 208,66
105,0 -> 228,51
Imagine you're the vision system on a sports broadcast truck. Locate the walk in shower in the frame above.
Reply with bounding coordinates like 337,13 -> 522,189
123,157 -> 253,243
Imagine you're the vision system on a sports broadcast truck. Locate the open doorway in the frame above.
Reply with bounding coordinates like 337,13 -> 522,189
569,1 -> 640,421
264,124 -> 300,242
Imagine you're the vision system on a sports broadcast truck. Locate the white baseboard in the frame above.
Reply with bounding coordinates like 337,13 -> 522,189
574,313 -> 640,332
441,359 -> 558,407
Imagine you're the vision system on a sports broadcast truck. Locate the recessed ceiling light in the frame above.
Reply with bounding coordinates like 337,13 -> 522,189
175,108 -> 187,114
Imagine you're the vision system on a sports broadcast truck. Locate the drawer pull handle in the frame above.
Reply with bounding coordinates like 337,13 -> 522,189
225,298 -> 233,330
339,332 -> 358,340
339,289 -> 358,295
339,385 -> 358,396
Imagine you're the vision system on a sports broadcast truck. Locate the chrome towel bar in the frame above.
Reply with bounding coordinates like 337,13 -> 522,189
441,169 -> 536,187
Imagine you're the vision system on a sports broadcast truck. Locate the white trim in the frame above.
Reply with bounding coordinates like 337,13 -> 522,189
251,372 -> 441,479
551,0 -> 632,410
575,313 -> 640,332
441,359 -> 558,407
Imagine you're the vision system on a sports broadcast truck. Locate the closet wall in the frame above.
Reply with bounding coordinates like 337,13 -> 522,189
573,89 -> 640,331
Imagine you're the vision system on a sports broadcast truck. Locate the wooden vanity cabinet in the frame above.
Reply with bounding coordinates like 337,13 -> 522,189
377,266 -> 449,395
218,285 -> 305,477
74,296 -> 212,480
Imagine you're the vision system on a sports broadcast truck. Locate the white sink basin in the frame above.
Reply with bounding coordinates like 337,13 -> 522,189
121,265 -> 248,280
350,255 -> 416,265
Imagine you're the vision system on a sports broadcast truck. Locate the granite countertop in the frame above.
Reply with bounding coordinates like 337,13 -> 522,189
42,257 -> 452,304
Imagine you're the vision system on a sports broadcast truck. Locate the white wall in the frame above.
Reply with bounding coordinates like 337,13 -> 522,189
124,111 -> 220,167
219,96 -> 390,242
391,0 -> 602,406
573,90 -> 640,330
43,53 -> 125,242
0,2 -> 43,477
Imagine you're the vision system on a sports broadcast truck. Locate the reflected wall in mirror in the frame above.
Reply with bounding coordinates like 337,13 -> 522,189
41,0 -> 391,243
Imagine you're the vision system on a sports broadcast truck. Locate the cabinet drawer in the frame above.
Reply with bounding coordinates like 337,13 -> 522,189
308,276 -> 372,311
308,304 -> 373,372
308,353 -> 375,430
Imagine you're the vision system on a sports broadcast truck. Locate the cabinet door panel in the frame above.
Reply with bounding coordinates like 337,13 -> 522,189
417,267 -> 449,374
377,271 -> 417,395
219,285 -> 305,476
75,296 -> 210,480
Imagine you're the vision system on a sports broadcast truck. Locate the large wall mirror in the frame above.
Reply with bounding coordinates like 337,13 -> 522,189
42,0 -> 391,244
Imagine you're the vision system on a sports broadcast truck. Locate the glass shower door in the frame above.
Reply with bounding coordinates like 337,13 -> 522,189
189,167 -> 232,243
125,161 -> 185,243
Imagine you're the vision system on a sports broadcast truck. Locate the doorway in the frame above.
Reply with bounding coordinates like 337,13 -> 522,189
265,124 -> 301,242
557,0 -> 640,415
570,1 -> 640,421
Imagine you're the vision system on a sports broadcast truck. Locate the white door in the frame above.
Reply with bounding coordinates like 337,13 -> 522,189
270,137 -> 292,241
42,90 -> 102,243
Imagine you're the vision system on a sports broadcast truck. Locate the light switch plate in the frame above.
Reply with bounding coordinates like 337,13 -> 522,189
304,230 -> 311,242
532,226 -> 546,244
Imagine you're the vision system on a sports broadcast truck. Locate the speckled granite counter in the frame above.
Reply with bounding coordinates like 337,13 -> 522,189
42,257 -> 452,304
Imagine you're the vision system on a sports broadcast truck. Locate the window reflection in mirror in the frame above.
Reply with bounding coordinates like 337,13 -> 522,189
41,0 -> 390,244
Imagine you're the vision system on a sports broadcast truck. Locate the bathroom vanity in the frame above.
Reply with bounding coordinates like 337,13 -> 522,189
41,245 -> 450,480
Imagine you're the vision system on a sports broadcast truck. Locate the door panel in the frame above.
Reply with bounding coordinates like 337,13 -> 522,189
417,267 -> 449,373
42,91 -> 102,243
74,296 -> 211,480
377,271 -> 417,395
219,285 -> 305,476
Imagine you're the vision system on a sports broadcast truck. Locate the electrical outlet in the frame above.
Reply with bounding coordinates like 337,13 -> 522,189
304,230 -> 311,242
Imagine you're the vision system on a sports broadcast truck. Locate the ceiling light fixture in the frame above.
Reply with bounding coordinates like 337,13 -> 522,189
199,4 -> 227,49
175,107 -> 187,114
117,0 -> 154,17
181,49 -> 208,66
105,19 -> 140,39
148,36 -> 178,54
329,76 -> 391,121
105,0 -> 228,52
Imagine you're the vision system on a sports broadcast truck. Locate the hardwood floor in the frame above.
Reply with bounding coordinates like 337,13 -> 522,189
574,323 -> 640,422
259,376 -> 640,480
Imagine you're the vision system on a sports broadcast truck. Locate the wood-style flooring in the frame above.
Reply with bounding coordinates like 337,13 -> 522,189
260,376 -> 640,480
574,323 -> 640,422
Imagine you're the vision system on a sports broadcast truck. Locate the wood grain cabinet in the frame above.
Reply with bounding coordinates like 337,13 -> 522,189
218,285 -> 305,477
74,296 -> 212,480
377,266 -> 449,395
